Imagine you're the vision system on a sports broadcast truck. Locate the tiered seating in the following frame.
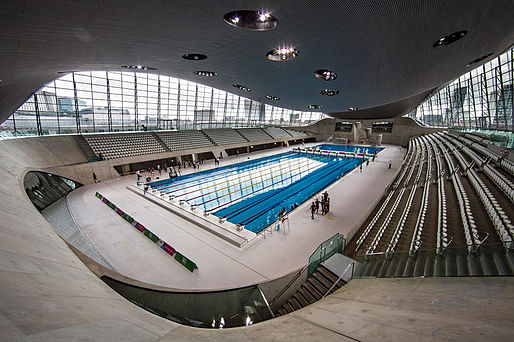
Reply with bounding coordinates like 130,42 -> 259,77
408,137 -> 431,255
84,133 -> 166,159
442,134 -> 514,246
284,128 -> 309,138
203,128 -> 248,146
157,130 -> 214,151
355,139 -> 417,252
236,128 -> 272,142
365,138 -> 421,256
426,136 -> 448,254
452,135 -> 514,203
264,127 -> 291,139
436,133 -> 479,250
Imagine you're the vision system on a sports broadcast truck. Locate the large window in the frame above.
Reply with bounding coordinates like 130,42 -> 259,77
1,72 -> 326,136
407,47 -> 513,132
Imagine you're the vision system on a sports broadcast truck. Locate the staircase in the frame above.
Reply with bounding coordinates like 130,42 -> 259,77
73,135 -> 98,162
150,132 -> 171,152
354,245 -> 514,278
276,265 -> 346,316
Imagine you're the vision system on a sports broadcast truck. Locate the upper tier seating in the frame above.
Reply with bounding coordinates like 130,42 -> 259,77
84,133 -> 166,160
264,127 -> 292,139
157,130 -> 214,151
284,128 -> 310,138
203,129 -> 248,146
236,128 -> 273,142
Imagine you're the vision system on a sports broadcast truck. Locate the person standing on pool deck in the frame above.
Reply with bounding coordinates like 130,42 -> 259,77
315,198 -> 320,214
359,163 -> 363,172
92,172 -> 98,183
388,160 -> 392,169
136,170 -> 142,184
310,202 -> 316,219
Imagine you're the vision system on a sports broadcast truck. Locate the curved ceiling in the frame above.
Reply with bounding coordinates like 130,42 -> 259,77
0,0 -> 513,124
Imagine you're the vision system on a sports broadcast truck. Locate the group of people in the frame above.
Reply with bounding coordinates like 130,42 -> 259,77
310,191 -> 330,219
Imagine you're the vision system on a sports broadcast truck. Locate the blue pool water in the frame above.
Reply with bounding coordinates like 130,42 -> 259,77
149,144 -> 382,233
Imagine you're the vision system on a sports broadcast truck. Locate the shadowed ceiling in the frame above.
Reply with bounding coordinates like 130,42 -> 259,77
0,0 -> 513,124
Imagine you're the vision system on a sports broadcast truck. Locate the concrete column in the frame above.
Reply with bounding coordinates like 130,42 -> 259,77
192,153 -> 198,163
353,122 -> 361,143
176,155 -> 182,165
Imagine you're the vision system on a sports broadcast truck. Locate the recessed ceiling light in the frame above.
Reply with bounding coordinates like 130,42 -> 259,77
182,53 -> 208,61
308,104 -> 323,109
233,84 -> 251,92
466,53 -> 494,67
314,69 -> 337,81
433,30 -> 467,48
193,71 -> 218,77
265,95 -> 280,101
348,107 -> 358,111
320,89 -> 339,96
121,65 -> 157,71
224,10 -> 278,31
267,47 -> 299,61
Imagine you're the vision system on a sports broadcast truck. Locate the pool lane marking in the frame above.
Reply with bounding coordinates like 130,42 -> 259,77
235,160 -> 353,226
188,156 -> 329,206
175,156 -> 326,200
163,154 -> 319,196
153,153 -> 295,191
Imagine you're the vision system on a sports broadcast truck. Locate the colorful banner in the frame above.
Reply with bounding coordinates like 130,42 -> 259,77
174,251 -> 197,272
96,192 -> 197,272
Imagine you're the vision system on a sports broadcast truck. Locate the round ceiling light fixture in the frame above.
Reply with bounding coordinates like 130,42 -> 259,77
466,53 -> 494,67
348,107 -> 358,111
433,30 -> 467,48
320,89 -> 339,96
265,95 -> 280,101
267,47 -> 300,61
314,69 -> 337,81
193,71 -> 218,77
308,104 -> 323,109
233,84 -> 251,92
182,53 -> 208,61
121,65 -> 157,71
223,10 -> 278,31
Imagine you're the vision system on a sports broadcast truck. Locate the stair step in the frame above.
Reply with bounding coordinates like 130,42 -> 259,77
298,287 -> 317,304
403,257 -> 416,277
311,273 -> 332,291
284,302 -> 294,313
277,308 -> 287,316
307,278 -> 327,296
467,254 -> 483,276
434,256 -> 445,277
304,281 -> 323,300
423,256 -> 434,277
413,256 -> 425,277
479,253 -> 498,276
377,259 -> 390,278
394,257 -> 406,277
294,293 -> 309,307
456,254 -> 469,276
317,265 -> 340,283
445,253 -> 457,277
289,297 -> 302,310
492,252 -> 512,276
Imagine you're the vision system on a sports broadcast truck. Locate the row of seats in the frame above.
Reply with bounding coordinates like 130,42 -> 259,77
203,128 -> 248,145
436,133 -> 479,250
426,135 -> 449,253
408,136 -> 432,255
365,138 -> 423,256
355,138 -> 421,252
453,136 -> 514,203
284,128 -> 310,138
264,127 -> 292,139
84,133 -> 166,159
156,130 -> 214,151
236,128 -> 273,142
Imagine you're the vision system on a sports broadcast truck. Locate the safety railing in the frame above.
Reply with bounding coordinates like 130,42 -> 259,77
308,233 -> 345,276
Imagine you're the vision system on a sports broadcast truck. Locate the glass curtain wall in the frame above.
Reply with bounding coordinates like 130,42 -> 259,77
0,71 -> 326,136
407,47 -> 513,132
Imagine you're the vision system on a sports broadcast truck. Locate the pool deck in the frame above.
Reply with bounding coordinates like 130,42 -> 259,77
66,143 -> 406,290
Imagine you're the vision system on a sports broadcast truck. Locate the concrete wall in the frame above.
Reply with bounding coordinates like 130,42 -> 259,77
304,117 -> 442,147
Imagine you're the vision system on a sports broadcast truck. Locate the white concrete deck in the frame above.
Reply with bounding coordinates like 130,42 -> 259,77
66,143 -> 406,290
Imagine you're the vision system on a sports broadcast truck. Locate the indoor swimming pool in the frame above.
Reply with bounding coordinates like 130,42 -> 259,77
149,145 -> 382,233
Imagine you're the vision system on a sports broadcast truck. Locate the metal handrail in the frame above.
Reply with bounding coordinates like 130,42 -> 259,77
322,262 -> 355,299
268,265 -> 308,306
